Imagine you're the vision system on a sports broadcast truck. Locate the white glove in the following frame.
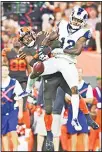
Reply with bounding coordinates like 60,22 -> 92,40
52,48 -> 63,54
39,53 -> 48,61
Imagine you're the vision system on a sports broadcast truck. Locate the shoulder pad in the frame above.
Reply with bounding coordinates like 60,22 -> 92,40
83,30 -> 92,40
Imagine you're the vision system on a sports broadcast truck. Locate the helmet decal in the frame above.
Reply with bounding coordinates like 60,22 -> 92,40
77,8 -> 84,15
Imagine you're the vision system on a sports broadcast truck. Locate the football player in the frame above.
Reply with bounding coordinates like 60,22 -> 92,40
20,6 -> 95,131
38,6 -> 92,131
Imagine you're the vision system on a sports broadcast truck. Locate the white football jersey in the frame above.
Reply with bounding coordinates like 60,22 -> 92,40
56,20 -> 92,63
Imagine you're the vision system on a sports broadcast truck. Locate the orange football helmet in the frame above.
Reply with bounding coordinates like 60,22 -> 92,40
18,26 -> 37,47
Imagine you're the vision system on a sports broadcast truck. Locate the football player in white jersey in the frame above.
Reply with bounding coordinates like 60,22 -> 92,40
46,6 -> 92,130
18,6 -> 95,131
38,6 -> 92,131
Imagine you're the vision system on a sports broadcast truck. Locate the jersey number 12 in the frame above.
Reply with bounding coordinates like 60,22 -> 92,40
61,38 -> 75,49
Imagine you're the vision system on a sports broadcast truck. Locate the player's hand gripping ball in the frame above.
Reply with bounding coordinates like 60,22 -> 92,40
33,61 -> 44,75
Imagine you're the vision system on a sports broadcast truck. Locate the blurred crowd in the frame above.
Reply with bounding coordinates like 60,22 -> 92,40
1,1 -> 102,53
1,1 -> 101,151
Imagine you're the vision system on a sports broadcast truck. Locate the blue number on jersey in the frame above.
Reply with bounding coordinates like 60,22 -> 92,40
77,8 -> 84,15
61,37 -> 65,48
61,38 -> 75,49
66,40 -> 75,49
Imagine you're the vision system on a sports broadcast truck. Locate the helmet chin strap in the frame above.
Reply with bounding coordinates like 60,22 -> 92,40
27,40 -> 35,47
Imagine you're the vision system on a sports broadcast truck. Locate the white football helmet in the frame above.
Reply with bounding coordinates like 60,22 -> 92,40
69,6 -> 88,30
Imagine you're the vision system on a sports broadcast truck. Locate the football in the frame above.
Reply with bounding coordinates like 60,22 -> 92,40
33,61 -> 44,74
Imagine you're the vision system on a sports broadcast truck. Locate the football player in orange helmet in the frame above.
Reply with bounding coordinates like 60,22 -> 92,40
18,26 -> 37,48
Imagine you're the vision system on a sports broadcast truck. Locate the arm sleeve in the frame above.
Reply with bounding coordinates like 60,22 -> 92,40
86,85 -> 93,98
13,80 -> 24,97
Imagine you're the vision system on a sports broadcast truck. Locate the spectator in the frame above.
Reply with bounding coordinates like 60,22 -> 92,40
2,15 -> 19,36
87,7 -> 99,51
60,68 -> 98,151
78,68 -> 99,151
63,2 -> 74,21
89,77 -> 101,151
74,2 -> 83,7
82,2 -> 98,12
2,14 -> 20,49
95,4 -> 101,53
55,12 -> 63,25
66,102 -> 89,151
42,14 -> 53,32
93,77 -> 101,103
68,2 -> 75,9
59,2 -> 68,13
2,34 -> 10,48
53,2 -> 61,13
78,68 -> 98,120
43,2 -> 55,12
41,2 -> 54,14
64,68 -> 94,151
1,63 -> 23,151
3,41 -> 32,111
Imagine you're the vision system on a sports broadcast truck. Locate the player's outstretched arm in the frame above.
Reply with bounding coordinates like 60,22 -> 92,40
41,30 -> 59,46
64,37 -> 87,55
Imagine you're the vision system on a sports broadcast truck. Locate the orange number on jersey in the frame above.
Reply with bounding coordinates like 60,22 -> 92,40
9,59 -> 19,71
9,59 -> 27,71
19,60 -> 26,71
